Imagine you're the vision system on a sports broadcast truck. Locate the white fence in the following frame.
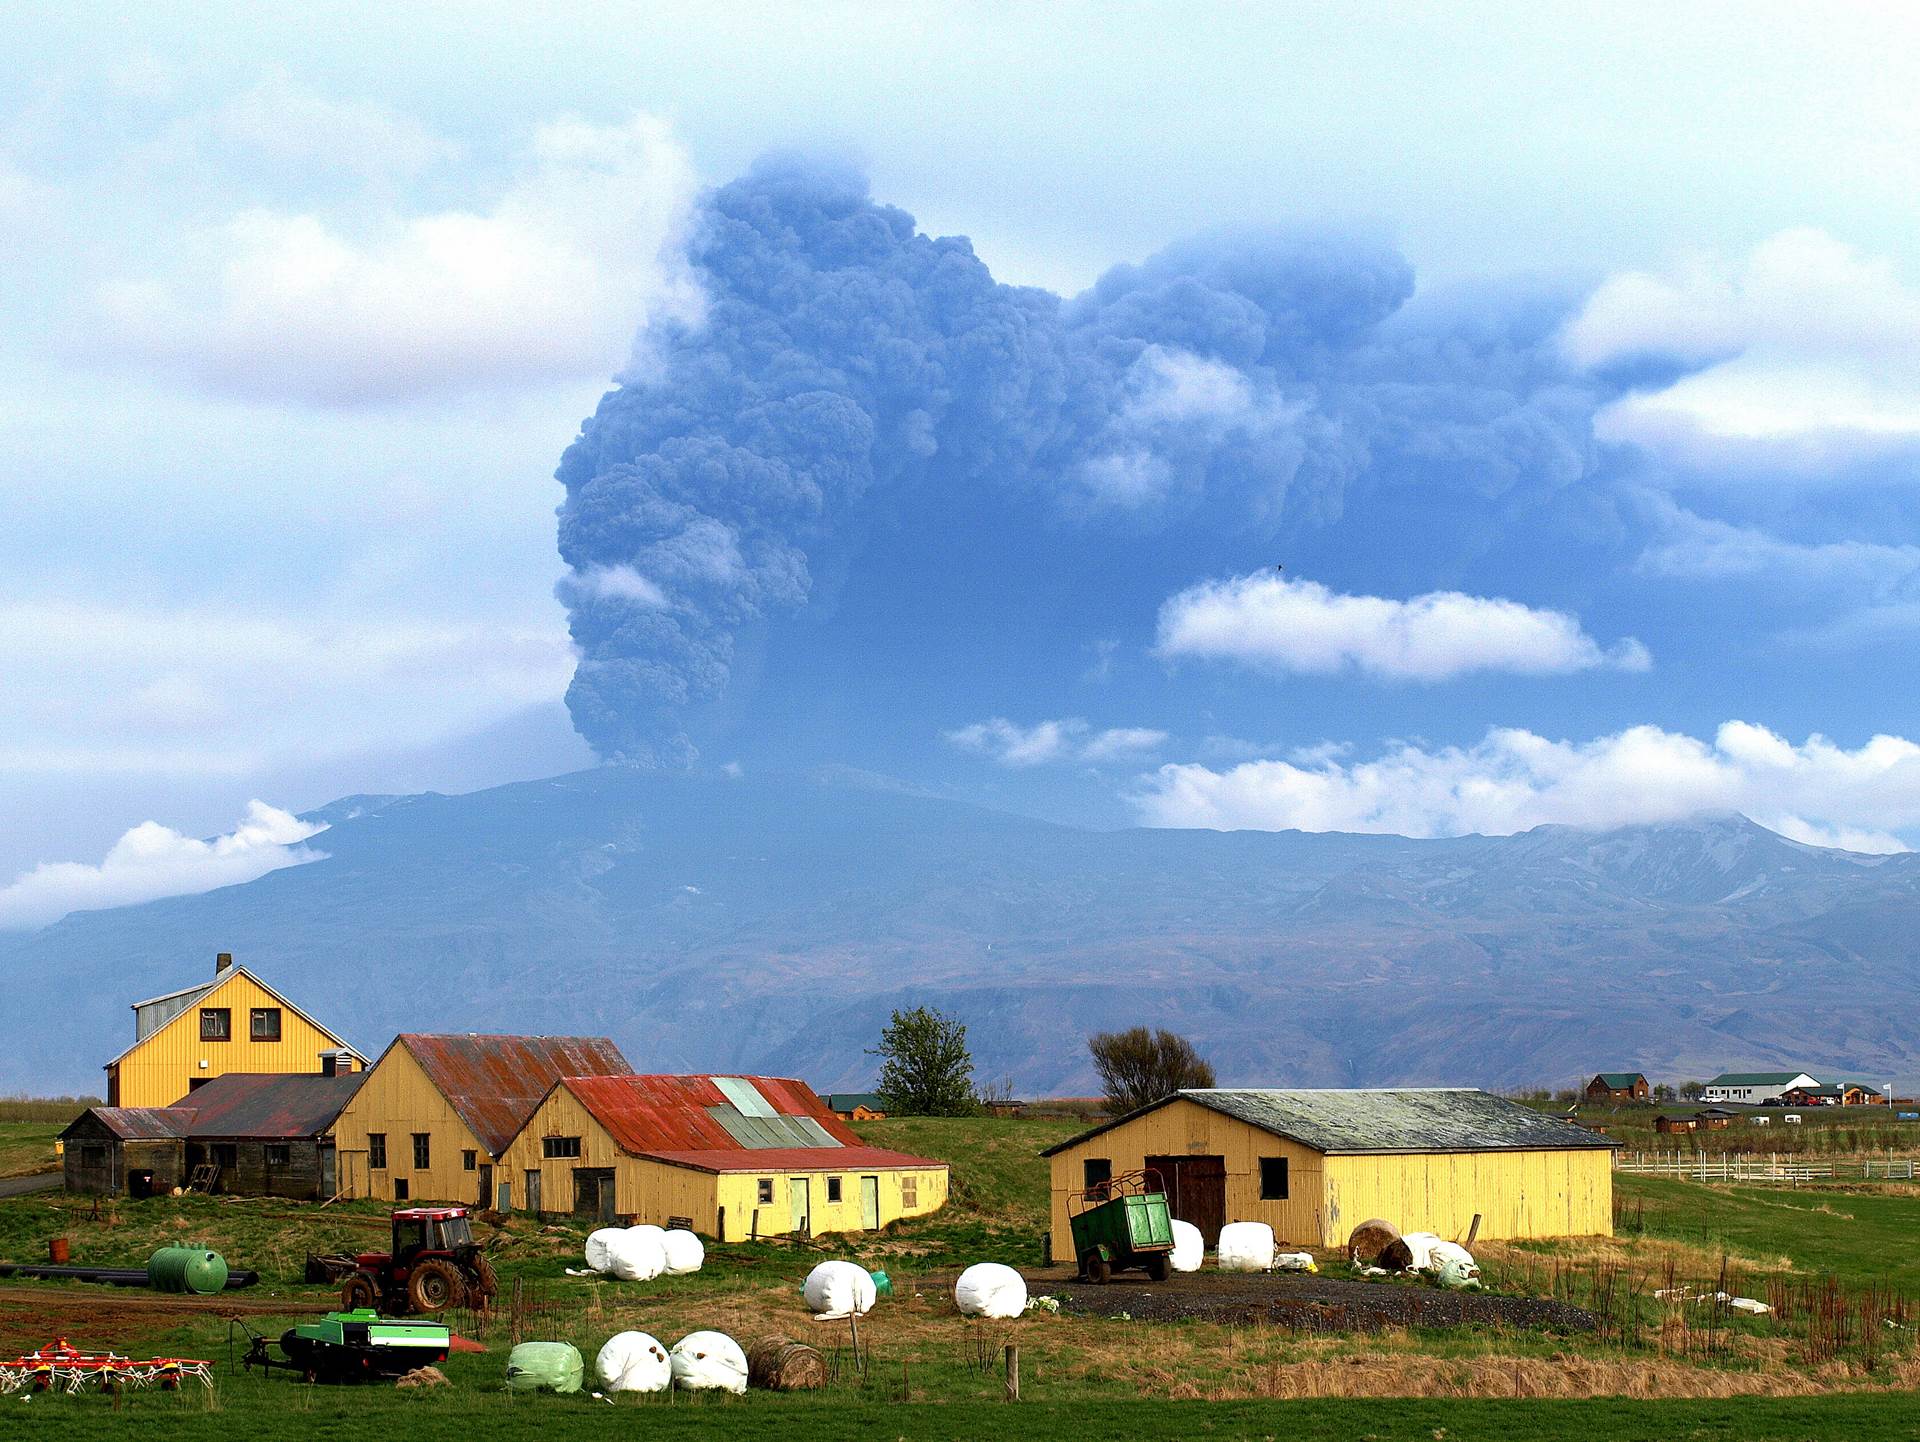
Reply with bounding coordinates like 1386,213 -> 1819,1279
1614,1151 -> 1918,1184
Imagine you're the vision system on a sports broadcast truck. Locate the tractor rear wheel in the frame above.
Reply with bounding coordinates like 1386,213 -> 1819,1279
339,1273 -> 379,1311
408,1258 -> 466,1313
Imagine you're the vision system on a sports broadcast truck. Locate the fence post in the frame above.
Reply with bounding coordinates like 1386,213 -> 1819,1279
1003,1344 -> 1019,1402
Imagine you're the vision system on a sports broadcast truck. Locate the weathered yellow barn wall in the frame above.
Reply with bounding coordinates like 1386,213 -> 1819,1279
1047,1098 -> 1326,1261
499,1082 -> 949,1235
1046,1099 -> 1613,1260
1323,1147 -> 1612,1244
109,971 -> 355,1109
332,1043 -> 487,1204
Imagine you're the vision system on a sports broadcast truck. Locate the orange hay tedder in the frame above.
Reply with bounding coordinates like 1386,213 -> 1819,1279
0,1338 -> 212,1394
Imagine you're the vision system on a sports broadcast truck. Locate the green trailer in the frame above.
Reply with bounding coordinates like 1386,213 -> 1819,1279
236,1309 -> 450,1384
1068,1169 -> 1175,1283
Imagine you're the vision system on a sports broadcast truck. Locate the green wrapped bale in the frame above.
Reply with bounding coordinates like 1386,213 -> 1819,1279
505,1341 -> 584,1394
147,1245 -> 229,1295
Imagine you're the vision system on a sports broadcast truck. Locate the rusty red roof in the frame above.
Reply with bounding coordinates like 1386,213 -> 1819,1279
167,1071 -> 366,1139
62,1107 -> 195,1142
397,1033 -> 633,1156
554,1074 -> 944,1173
643,1146 -> 946,1175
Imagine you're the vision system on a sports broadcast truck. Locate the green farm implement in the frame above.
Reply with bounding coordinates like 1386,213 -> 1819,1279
1068,1168 -> 1175,1283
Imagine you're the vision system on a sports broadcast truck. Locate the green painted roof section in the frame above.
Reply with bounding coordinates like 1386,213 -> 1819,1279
825,1093 -> 887,1111
1706,1072 -> 1812,1086
1041,1088 -> 1617,1158
1593,1073 -> 1645,1088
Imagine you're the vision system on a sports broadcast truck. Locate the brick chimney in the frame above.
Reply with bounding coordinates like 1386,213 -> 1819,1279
214,951 -> 234,977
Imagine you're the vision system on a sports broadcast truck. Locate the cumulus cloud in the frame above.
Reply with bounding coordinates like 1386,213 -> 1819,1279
95,112 -> 699,404
1566,228 -> 1920,471
0,801 -> 326,931
945,718 -> 1168,767
1133,721 -> 1920,853
1156,571 -> 1648,680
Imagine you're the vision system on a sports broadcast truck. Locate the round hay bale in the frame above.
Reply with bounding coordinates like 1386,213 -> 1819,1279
1348,1217 -> 1401,1266
745,1335 -> 827,1392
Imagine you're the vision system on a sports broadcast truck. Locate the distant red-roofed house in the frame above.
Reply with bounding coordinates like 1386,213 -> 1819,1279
499,1074 -> 949,1236
330,1033 -> 634,1206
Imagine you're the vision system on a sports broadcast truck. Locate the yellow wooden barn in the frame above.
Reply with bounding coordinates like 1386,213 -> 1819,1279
498,1073 -> 948,1236
1042,1088 -> 1614,1263
103,953 -> 364,1109
330,1033 -> 633,1205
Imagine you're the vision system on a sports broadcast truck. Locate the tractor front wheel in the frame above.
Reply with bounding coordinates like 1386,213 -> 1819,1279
339,1273 -> 379,1311
408,1257 -> 466,1313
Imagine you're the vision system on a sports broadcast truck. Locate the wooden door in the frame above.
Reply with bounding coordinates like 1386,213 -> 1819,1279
1145,1155 -> 1227,1242
574,1168 -> 617,1222
860,1175 -> 880,1230
789,1177 -> 810,1235
525,1169 -> 542,1214
319,1146 -> 336,1199
477,1164 -> 493,1209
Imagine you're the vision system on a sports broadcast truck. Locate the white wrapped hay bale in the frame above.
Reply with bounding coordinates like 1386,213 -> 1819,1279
1272,1251 -> 1317,1273
953,1262 -> 1027,1319
1216,1221 -> 1275,1273
1168,1218 -> 1204,1273
670,1330 -> 748,1393
1423,1239 -> 1477,1277
661,1229 -> 705,1276
584,1228 -> 625,1274
1397,1232 -> 1445,1273
606,1229 -> 666,1282
803,1259 -> 877,1317
595,1331 -> 671,1393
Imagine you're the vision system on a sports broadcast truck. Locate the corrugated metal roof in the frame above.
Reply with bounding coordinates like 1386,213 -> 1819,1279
559,1074 -> 877,1161
62,1107 -> 196,1141
1041,1088 -> 1620,1157
167,1071 -> 366,1139
643,1145 -> 947,1175
1707,1072 -> 1814,1086
400,1033 -> 633,1156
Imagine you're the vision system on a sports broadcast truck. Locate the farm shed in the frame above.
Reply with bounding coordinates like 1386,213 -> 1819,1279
498,1074 -> 948,1237
61,1072 -> 364,1199
103,953 -> 366,1109
1041,1089 -> 1616,1263
823,1093 -> 889,1120
330,1033 -> 633,1205
1653,1114 -> 1696,1135
1584,1073 -> 1649,1103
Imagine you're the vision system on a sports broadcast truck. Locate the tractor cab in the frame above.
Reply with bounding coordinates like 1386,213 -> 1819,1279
389,1207 -> 473,1260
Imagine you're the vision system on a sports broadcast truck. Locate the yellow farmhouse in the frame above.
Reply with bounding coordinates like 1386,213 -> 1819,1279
331,1033 -> 632,1205
104,953 -> 364,1109
498,1073 -> 948,1237
1042,1088 -> 1615,1263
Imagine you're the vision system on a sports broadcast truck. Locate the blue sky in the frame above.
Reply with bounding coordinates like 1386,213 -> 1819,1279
2,2 -> 1919,925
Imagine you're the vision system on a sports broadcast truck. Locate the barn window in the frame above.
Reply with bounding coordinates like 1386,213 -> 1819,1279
462,1150 -> 477,1172
264,1144 -> 291,1166
900,1175 -> 918,1207
249,1007 -> 282,1041
542,1136 -> 582,1160
394,1178 -> 409,1200
368,1133 -> 387,1169
412,1133 -> 431,1169
827,1176 -> 843,1203
200,1008 -> 231,1041
1082,1158 -> 1113,1193
1259,1157 -> 1289,1200
757,1178 -> 774,1204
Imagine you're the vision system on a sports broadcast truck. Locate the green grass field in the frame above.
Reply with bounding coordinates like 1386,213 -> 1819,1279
0,1123 -> 61,1180
2,1114 -> 1919,1438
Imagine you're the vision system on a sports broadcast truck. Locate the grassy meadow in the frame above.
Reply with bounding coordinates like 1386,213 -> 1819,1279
1,1113 -> 1919,1438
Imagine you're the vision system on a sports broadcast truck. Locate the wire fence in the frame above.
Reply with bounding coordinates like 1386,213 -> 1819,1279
1613,1151 -> 1919,1183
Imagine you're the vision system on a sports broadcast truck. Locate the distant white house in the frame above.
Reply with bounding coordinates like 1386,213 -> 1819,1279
1703,1071 -> 1819,1104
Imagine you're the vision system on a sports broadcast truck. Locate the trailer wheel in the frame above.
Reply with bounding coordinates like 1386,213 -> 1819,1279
1145,1253 -> 1170,1282
1082,1252 -> 1111,1284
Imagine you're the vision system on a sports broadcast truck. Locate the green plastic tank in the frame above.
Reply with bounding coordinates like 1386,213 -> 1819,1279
147,1245 -> 229,1294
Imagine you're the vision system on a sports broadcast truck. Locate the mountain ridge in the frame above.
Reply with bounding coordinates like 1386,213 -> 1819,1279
4,767 -> 1916,1097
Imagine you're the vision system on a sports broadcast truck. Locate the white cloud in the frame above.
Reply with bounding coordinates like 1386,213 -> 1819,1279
944,717 -> 1169,768
0,600 -> 574,775
204,71 -> 458,182
0,800 -> 326,931
1566,229 -> 1920,471
93,111 -> 700,404
1133,721 -> 1920,853
1156,571 -> 1649,681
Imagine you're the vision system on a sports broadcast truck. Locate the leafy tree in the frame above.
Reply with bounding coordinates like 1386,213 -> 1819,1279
1652,1082 -> 1676,1102
1679,1079 -> 1707,1101
1088,1026 -> 1216,1118
870,1006 -> 976,1116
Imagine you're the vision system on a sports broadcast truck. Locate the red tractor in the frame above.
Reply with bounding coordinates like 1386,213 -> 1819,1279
339,1207 -> 499,1315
